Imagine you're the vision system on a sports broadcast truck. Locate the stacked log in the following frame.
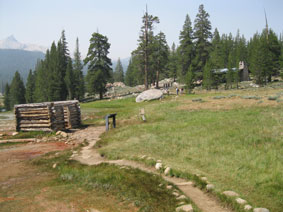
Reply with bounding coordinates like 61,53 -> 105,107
14,100 -> 81,132
54,100 -> 81,129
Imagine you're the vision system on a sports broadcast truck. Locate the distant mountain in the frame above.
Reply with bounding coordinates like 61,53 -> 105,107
0,49 -> 45,92
0,35 -> 47,53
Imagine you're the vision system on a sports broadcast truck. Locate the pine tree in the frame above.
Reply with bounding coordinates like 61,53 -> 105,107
65,58 -> 74,99
4,83 -> 10,110
125,56 -> 143,86
73,38 -> 85,101
203,60 -> 213,90
186,65 -> 194,93
9,71 -> 26,108
134,8 -> 159,89
153,31 -> 169,88
84,32 -> 112,99
48,42 -> 62,101
249,33 -> 266,85
210,28 -> 224,69
178,14 -> 194,80
25,69 -> 35,103
113,58 -> 124,82
226,53 -> 234,89
34,58 -> 49,102
168,43 -> 178,82
193,4 -> 212,79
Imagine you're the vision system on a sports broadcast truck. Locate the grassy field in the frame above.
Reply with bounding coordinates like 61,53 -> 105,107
81,85 -> 283,212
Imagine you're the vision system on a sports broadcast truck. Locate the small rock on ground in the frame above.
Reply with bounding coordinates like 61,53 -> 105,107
201,177 -> 207,181
177,195 -> 186,200
176,204 -> 194,212
236,198 -> 247,205
253,208 -> 269,212
223,190 -> 239,197
244,205 -> 252,211
164,167 -> 171,175
155,162 -> 162,170
206,184 -> 214,191
173,191 -> 179,197
167,185 -> 173,189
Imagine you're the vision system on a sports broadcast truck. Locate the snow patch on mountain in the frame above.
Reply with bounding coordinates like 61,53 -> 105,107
0,35 -> 47,53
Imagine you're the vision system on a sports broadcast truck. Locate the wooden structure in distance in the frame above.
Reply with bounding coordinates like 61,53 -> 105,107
14,100 -> 81,132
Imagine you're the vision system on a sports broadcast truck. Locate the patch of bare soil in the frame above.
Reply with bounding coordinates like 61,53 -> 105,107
178,97 -> 279,111
72,126 -> 232,212
0,140 -> 75,212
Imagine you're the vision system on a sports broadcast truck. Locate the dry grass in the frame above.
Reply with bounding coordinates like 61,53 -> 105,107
178,97 -> 279,111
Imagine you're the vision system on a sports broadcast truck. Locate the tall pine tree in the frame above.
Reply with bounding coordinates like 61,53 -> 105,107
25,69 -> 35,103
4,83 -> 10,110
134,7 -> 159,89
73,38 -> 85,100
193,4 -> 212,79
113,58 -> 124,82
153,31 -> 169,88
178,14 -> 194,80
65,58 -> 74,100
168,43 -> 178,82
84,32 -> 112,99
9,71 -> 26,108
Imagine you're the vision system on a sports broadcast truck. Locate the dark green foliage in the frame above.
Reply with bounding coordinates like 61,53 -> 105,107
34,59 -> 48,102
153,31 -> 169,88
84,32 -> 112,99
133,10 -> 159,89
210,28 -> 224,69
25,69 -> 35,103
9,71 -> 26,108
4,83 -> 10,110
226,53 -> 234,89
73,38 -> 85,101
203,60 -> 213,90
192,4 -> 212,79
168,43 -> 178,81
125,56 -> 143,87
113,58 -> 124,82
186,65 -> 194,92
65,58 -> 74,100
178,14 -> 194,80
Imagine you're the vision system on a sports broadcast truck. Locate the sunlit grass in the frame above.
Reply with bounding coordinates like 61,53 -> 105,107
83,88 -> 283,212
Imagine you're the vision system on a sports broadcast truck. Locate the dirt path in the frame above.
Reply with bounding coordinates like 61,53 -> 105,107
71,126 -> 232,212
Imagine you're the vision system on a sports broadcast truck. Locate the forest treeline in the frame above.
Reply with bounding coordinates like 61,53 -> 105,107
3,4 -> 283,110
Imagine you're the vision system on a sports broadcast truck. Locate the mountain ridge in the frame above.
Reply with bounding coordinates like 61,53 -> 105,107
0,35 -> 47,53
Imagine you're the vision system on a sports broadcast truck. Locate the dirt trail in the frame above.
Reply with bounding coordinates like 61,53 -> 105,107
71,126 -> 232,212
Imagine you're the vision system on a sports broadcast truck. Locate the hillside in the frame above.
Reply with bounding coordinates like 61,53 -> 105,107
0,49 -> 45,90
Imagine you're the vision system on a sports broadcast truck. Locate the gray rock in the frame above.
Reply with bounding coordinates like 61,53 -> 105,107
244,205 -> 252,211
176,204 -> 193,212
164,167 -> 171,175
206,184 -> 215,191
223,190 -> 239,197
136,89 -> 163,102
236,198 -> 247,205
253,208 -> 269,212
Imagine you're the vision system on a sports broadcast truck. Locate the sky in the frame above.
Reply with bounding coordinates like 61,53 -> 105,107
0,0 -> 283,60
